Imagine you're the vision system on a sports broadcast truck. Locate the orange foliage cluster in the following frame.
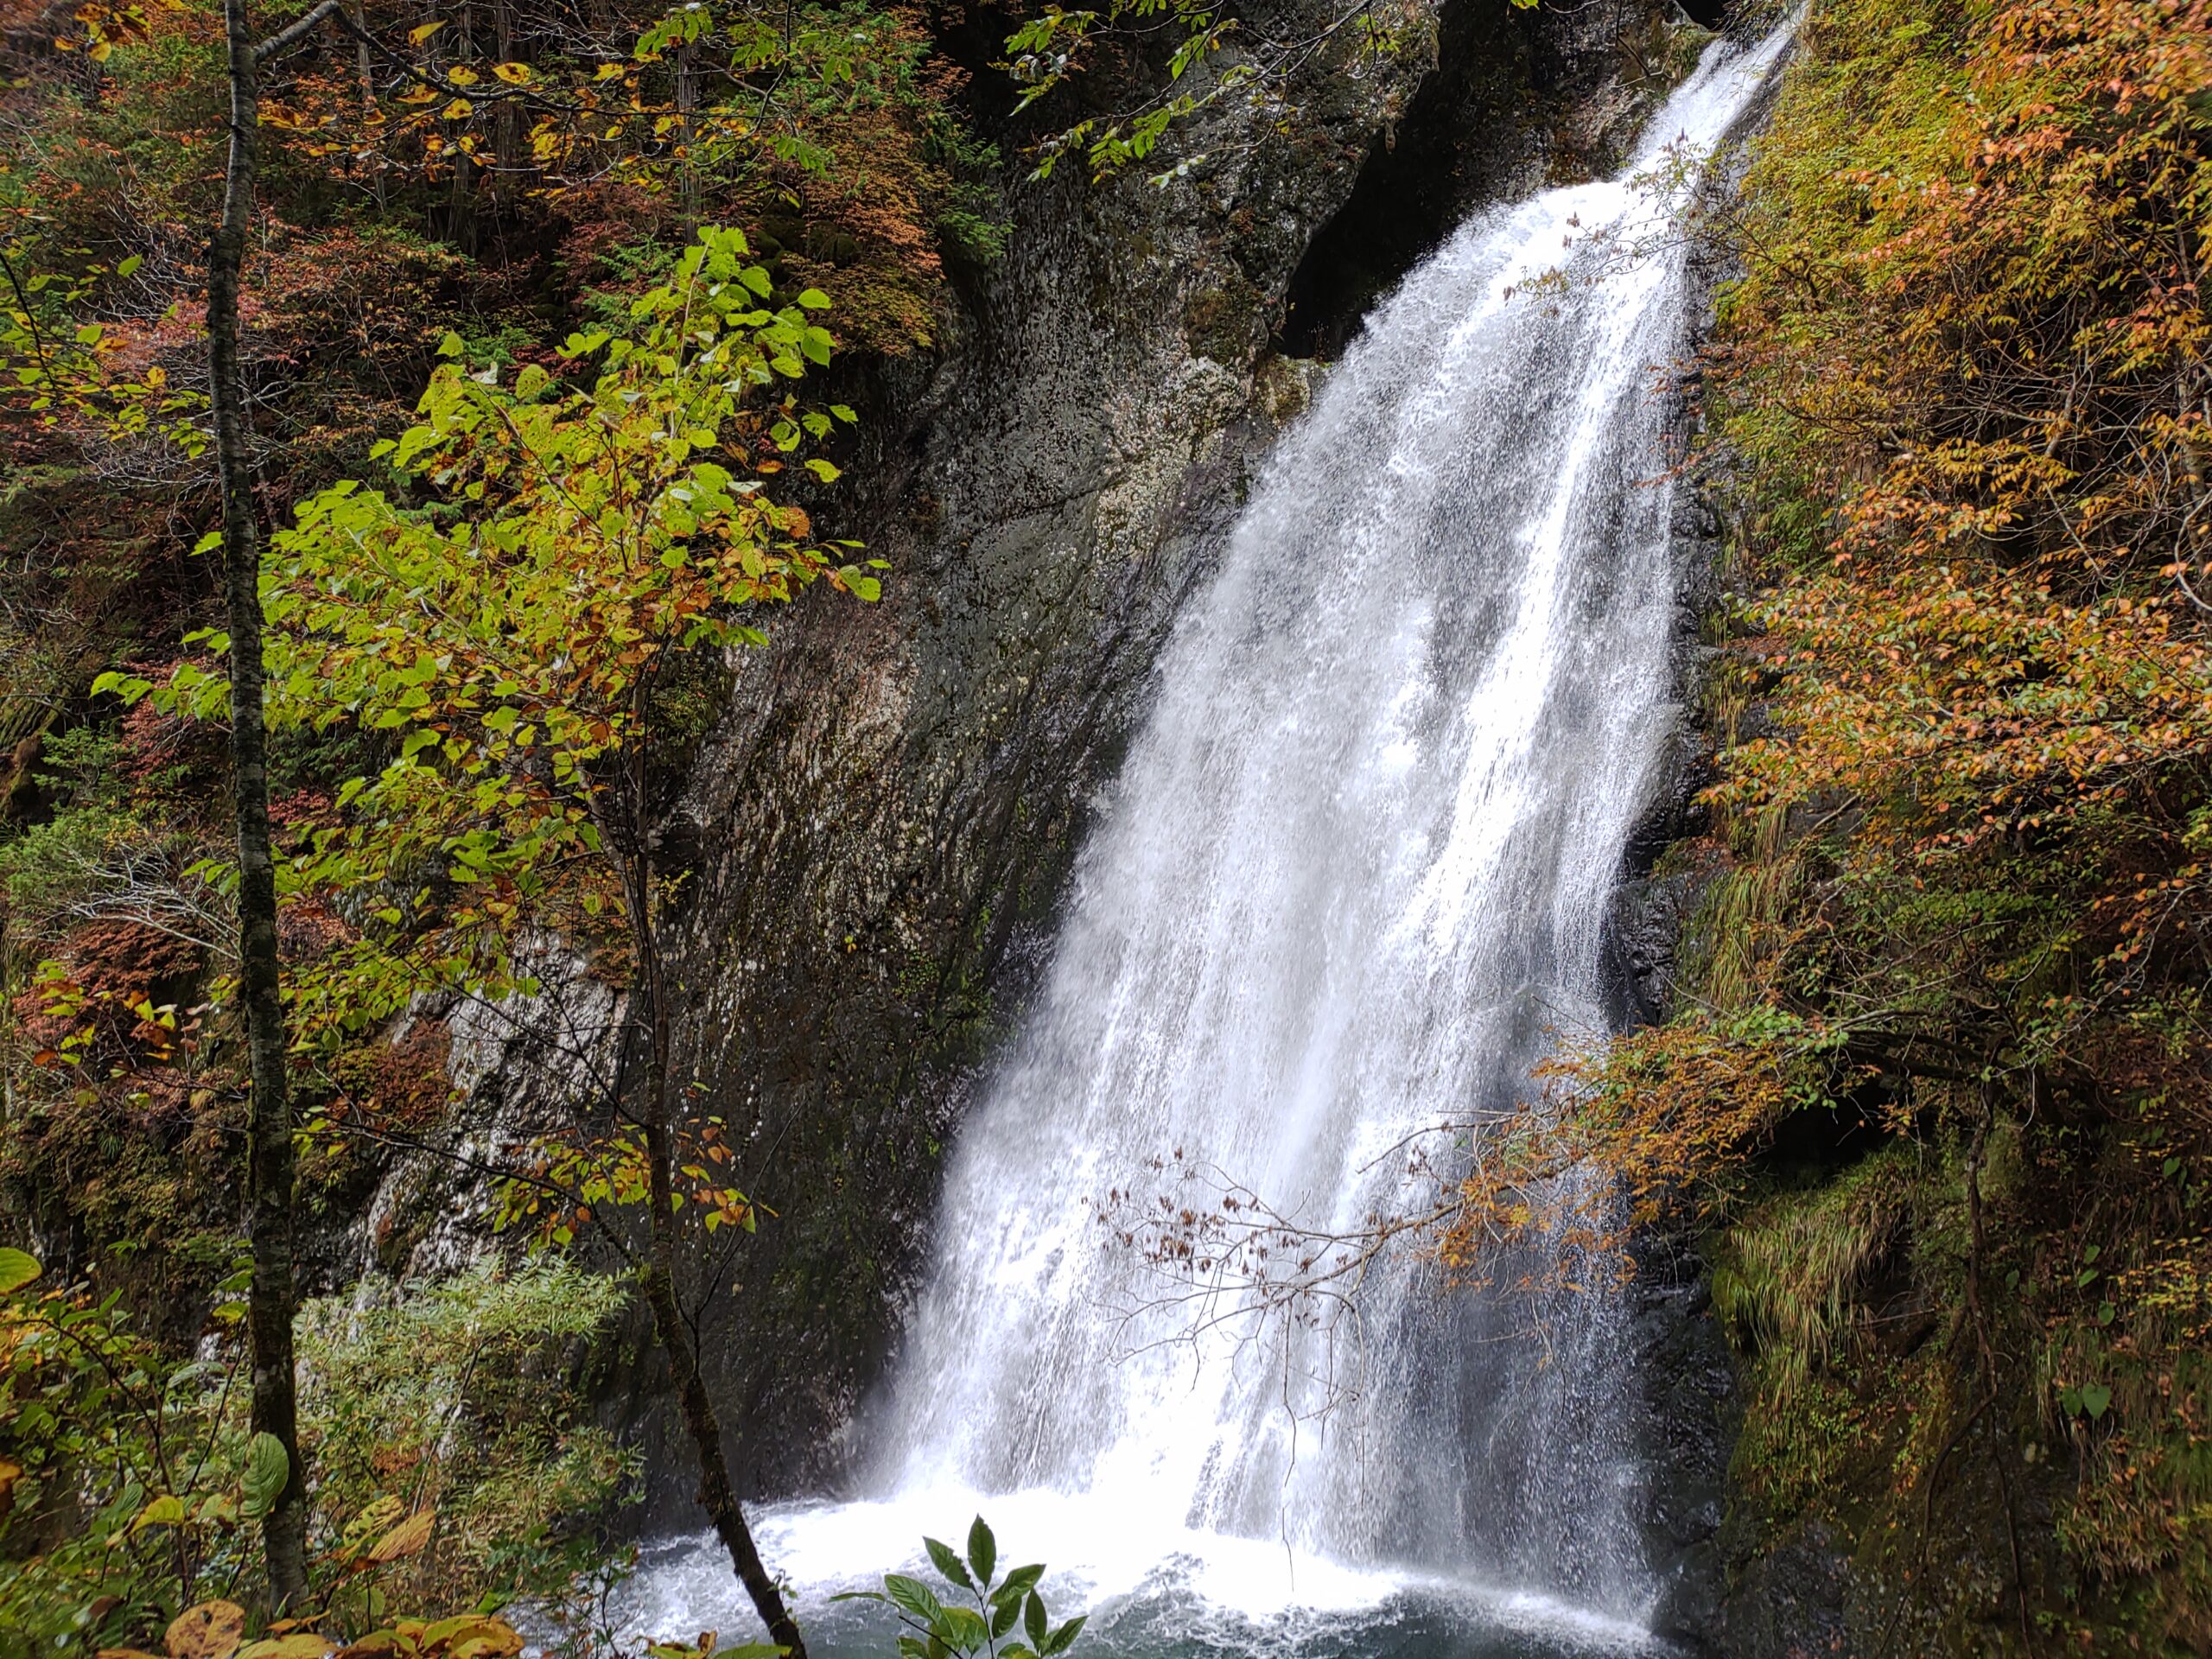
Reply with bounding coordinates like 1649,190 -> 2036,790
1712,0 -> 2212,1065
1540,0 -> 2212,1184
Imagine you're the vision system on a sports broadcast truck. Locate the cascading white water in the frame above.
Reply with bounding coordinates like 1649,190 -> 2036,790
628,25 -> 1793,1657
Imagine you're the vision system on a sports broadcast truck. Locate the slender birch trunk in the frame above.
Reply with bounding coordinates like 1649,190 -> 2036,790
211,0 -> 308,1611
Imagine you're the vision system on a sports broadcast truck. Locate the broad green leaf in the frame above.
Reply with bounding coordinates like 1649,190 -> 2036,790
882,1573 -> 944,1623
933,1609 -> 990,1650
924,1535 -> 974,1590
0,1248 -> 41,1295
967,1514 -> 996,1582
1024,1592 -> 1046,1648
241,1431 -> 289,1519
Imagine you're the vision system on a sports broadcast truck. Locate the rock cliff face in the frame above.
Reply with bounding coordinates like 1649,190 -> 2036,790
650,0 -> 1720,1498
375,0 -> 1723,1515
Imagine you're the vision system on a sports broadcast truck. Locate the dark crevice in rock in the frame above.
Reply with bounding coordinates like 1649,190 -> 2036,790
1276,0 -> 1548,359
1277,0 -> 1698,359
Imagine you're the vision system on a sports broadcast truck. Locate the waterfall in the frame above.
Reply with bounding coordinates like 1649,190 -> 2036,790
628,24 -> 1793,1656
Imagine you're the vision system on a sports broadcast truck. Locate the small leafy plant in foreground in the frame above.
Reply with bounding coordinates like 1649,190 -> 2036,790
837,1517 -> 1084,1659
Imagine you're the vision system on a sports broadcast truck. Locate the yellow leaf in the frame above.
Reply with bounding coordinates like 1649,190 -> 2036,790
131,1493 -> 188,1532
441,98 -> 473,120
167,1603 -> 247,1659
368,1508 -> 434,1561
407,18 -> 444,42
443,64 -> 479,86
0,1248 -> 41,1294
433,1623 -> 521,1659
490,60 -> 531,83
237,1637 -> 335,1659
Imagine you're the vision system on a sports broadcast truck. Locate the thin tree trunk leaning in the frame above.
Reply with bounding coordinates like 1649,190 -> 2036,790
627,833 -> 807,1659
211,0 -> 309,1611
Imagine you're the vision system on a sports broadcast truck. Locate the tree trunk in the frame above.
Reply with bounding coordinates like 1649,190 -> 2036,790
212,0 -> 308,1611
628,847 -> 807,1659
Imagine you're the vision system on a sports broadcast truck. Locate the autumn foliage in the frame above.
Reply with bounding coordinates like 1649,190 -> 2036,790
1489,0 -> 2212,1643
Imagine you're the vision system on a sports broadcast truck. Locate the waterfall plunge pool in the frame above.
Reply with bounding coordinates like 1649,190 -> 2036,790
620,1491 -> 1666,1659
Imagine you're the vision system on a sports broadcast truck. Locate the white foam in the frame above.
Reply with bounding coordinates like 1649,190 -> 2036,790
622,1491 -> 1662,1655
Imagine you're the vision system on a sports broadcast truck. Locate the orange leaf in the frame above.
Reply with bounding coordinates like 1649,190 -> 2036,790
167,1604 -> 247,1659
368,1508 -> 434,1561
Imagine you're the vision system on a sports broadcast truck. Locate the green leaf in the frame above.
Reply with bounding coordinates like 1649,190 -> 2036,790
1044,1617 -> 1086,1656
989,1566 -> 1045,1609
438,330 -> 466,358
925,1536 -> 975,1591
2080,1383 -> 2113,1421
883,1573 -> 944,1624
0,1249 -> 41,1296
709,1646 -> 786,1659
934,1607 -> 989,1649
1024,1592 -> 1046,1648
240,1432 -> 289,1520
116,255 -> 143,278
797,288 -> 831,310
967,1514 -> 996,1584
805,458 -> 841,483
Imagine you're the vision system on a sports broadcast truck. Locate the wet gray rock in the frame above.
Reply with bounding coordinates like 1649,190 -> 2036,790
620,0 -> 1701,1503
